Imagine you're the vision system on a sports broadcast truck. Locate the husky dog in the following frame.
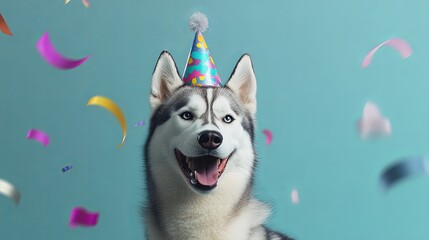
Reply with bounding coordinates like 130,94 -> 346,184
143,51 -> 293,240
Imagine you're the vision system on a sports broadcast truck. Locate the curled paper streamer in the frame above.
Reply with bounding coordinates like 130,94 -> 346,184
357,102 -> 391,139
62,165 -> 73,173
0,14 -> 12,36
26,129 -> 50,147
82,0 -> 90,7
36,32 -> 91,70
69,207 -> 99,228
291,189 -> 299,204
361,38 -> 412,67
134,121 -> 145,127
0,178 -> 21,204
262,129 -> 273,145
87,96 -> 127,148
380,156 -> 429,192
65,0 -> 71,4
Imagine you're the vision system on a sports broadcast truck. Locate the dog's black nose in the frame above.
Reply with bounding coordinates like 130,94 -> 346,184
198,131 -> 223,150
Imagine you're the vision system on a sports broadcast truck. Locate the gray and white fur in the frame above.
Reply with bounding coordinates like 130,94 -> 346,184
143,51 -> 293,240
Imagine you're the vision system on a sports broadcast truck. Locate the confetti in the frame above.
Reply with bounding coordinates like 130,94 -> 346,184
87,96 -> 127,148
82,0 -> 90,8
262,129 -> 273,145
65,0 -> 89,7
36,32 -> 91,70
26,129 -> 50,147
69,207 -> 99,228
357,101 -> 391,139
291,189 -> 299,204
380,156 -> 429,192
0,14 -> 12,36
134,121 -> 145,127
0,178 -> 21,204
361,38 -> 412,67
62,165 -> 73,173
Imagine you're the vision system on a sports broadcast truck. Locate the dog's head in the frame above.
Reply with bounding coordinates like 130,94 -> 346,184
146,51 -> 256,193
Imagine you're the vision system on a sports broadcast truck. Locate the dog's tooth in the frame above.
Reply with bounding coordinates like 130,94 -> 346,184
190,171 -> 197,185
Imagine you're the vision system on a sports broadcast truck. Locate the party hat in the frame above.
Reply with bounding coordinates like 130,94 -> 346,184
183,12 -> 221,87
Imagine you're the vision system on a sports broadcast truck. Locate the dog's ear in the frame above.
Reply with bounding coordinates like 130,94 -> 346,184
226,54 -> 257,115
150,51 -> 183,110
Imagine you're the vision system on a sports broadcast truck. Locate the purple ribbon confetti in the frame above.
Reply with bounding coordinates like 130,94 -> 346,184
69,207 -> 99,228
26,129 -> 50,147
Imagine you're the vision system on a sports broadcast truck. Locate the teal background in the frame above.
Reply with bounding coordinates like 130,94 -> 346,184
1,0 -> 429,239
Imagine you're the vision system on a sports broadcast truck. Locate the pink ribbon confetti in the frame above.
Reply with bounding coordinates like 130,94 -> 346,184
262,129 -> 273,145
361,38 -> 412,68
82,0 -> 90,8
291,189 -> 300,204
26,129 -> 50,147
65,0 -> 89,7
36,32 -> 91,70
69,207 -> 99,228
357,101 -> 391,139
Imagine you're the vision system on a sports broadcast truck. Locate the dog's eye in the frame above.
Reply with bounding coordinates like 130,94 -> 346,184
180,111 -> 193,120
223,115 -> 234,123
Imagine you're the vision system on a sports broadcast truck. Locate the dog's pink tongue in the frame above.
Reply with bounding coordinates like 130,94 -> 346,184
195,164 -> 219,186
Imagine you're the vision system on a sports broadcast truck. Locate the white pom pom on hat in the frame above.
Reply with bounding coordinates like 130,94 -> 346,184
188,12 -> 209,33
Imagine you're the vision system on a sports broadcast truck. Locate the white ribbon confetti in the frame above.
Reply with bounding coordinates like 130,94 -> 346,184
0,178 -> 21,204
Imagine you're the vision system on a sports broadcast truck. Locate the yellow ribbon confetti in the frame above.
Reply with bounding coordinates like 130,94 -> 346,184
87,96 -> 127,148
65,0 -> 71,4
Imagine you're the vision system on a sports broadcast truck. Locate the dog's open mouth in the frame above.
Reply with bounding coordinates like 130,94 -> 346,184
175,149 -> 231,191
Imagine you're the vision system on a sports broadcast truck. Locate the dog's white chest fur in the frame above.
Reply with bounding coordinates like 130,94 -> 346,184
146,188 -> 271,240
